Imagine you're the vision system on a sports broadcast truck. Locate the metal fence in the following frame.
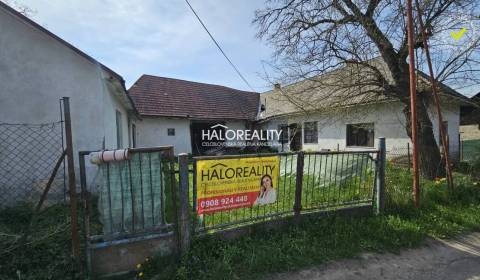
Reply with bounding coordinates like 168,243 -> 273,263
79,146 -> 175,243
190,149 -> 380,234
460,139 -> 480,162
0,121 -> 66,206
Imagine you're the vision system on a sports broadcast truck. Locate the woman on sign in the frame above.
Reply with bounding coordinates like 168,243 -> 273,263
254,174 -> 276,205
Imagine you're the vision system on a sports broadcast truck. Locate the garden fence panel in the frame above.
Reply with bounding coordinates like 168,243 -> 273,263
0,122 -> 66,207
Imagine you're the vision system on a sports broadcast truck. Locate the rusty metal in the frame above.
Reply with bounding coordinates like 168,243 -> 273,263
414,0 -> 454,190
62,97 -> 81,259
406,0 -> 420,207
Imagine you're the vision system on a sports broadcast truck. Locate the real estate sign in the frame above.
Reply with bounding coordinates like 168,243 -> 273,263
195,156 -> 280,214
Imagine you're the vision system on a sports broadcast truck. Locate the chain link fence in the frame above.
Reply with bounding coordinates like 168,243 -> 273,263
0,121 -> 66,207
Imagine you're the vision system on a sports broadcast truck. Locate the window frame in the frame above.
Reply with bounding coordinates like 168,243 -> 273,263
131,123 -> 136,148
167,128 -> 175,136
278,124 -> 289,144
346,123 -> 375,148
115,110 -> 123,148
303,121 -> 318,144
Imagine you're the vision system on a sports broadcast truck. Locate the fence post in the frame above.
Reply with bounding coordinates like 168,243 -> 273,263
62,97 -> 80,260
178,153 -> 191,254
407,142 -> 411,171
376,138 -> 386,215
294,152 -> 304,219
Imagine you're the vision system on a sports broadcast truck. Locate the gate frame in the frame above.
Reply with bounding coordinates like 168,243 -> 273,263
78,146 -> 176,275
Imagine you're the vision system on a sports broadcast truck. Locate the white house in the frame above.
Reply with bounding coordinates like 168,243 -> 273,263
0,2 -> 137,151
257,61 -> 469,159
129,75 -> 259,155
0,2 -> 137,190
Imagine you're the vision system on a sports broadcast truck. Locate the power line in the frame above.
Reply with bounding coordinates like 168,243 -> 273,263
184,0 -> 257,92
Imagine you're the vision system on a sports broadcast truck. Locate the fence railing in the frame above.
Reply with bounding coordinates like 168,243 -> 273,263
183,139 -> 385,237
79,146 -> 175,243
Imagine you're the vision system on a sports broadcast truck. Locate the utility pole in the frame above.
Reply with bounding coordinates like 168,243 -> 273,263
406,0 -> 420,207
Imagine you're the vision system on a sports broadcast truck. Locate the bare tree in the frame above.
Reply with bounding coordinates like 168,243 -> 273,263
254,0 -> 480,178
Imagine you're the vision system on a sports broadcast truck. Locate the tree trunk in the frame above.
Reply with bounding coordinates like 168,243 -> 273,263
403,95 -> 444,179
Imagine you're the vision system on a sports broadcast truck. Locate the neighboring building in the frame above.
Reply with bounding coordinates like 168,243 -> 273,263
257,61 -> 469,159
129,75 -> 259,155
460,92 -> 480,141
0,2 -> 137,187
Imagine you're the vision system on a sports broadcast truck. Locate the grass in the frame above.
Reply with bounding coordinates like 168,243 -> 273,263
1,163 -> 479,280
133,165 -> 480,280
0,203 -> 83,280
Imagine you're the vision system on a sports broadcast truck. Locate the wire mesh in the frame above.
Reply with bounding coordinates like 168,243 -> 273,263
0,122 -> 66,207
192,150 -> 378,233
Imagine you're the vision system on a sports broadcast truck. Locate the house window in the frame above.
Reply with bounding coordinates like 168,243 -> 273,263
167,128 -> 175,136
304,121 -> 318,144
439,121 -> 448,146
115,110 -> 123,148
278,124 -> 289,144
346,123 -> 374,147
131,123 -> 136,148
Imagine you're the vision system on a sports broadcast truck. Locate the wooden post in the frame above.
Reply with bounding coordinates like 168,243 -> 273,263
406,0 -> 420,208
62,97 -> 80,260
294,152 -> 304,219
376,138 -> 386,215
178,153 -> 191,254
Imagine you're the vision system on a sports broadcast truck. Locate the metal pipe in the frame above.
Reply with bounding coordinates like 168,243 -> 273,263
406,0 -> 420,207
414,0 -> 454,190
62,97 -> 81,259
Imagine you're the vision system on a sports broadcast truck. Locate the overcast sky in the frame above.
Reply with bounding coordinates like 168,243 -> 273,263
13,0 -> 274,91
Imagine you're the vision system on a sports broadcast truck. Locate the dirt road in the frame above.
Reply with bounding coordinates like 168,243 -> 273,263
267,232 -> 480,280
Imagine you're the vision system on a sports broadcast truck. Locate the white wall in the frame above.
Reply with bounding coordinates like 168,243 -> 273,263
260,101 -> 460,156
135,118 -> 250,155
0,7 -> 134,193
0,7 -> 133,151
135,117 -> 192,154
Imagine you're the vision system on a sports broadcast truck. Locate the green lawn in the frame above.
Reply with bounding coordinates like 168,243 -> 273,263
1,163 -> 479,280
134,166 -> 480,280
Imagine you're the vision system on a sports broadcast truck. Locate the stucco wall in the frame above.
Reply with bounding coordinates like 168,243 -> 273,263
135,118 -> 250,155
0,7 -> 134,192
0,7 -> 134,147
136,117 -> 192,154
260,101 -> 460,156
460,125 -> 480,140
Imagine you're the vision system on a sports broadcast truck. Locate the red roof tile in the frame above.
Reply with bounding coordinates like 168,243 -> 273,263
128,75 -> 259,120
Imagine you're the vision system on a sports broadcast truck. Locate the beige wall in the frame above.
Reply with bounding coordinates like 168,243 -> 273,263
460,125 -> 480,140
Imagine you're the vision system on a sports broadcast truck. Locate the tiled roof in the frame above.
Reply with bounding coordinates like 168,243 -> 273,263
128,75 -> 259,120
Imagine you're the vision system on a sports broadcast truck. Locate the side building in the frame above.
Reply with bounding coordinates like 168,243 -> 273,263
129,75 -> 259,155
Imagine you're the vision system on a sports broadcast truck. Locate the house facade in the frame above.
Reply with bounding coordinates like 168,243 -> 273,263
259,96 -> 461,157
257,69 -> 466,160
0,2 -> 137,189
129,75 -> 259,155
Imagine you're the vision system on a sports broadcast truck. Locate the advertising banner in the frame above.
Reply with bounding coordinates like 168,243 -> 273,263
195,156 -> 280,214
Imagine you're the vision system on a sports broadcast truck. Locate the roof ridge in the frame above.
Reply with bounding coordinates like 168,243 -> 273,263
137,74 -> 257,94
